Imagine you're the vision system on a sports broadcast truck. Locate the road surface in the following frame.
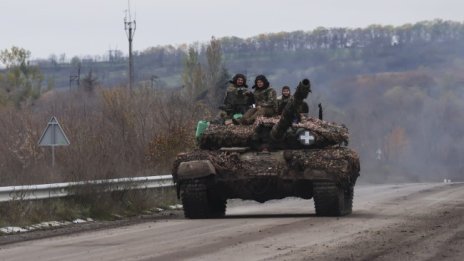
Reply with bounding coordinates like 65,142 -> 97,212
0,183 -> 463,260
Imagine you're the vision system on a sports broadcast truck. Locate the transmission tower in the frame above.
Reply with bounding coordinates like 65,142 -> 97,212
124,1 -> 136,90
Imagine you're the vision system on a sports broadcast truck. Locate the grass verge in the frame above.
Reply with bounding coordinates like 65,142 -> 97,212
0,187 -> 179,229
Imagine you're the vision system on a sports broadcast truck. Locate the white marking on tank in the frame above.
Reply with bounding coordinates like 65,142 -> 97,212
299,131 -> 314,145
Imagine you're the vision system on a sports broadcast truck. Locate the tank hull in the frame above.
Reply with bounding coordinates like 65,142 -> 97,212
174,147 -> 359,184
173,147 -> 360,217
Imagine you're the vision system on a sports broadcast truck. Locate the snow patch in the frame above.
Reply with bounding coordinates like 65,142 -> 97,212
0,218 -> 94,234
169,204 -> 183,210
0,227 -> 28,234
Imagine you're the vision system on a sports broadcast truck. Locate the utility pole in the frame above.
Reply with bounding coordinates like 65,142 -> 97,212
124,1 -> 136,90
69,63 -> 81,89
151,75 -> 158,89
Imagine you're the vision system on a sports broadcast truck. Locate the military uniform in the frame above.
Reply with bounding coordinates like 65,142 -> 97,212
222,84 -> 253,116
277,94 -> 309,122
217,74 -> 253,123
253,86 -> 277,114
276,95 -> 291,115
241,75 -> 277,125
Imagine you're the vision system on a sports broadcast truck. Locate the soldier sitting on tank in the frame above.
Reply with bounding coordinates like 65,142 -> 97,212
276,86 -> 291,115
238,75 -> 277,125
277,85 -> 310,123
218,73 -> 253,125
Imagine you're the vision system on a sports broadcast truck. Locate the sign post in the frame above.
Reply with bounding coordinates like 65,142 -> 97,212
38,116 -> 70,167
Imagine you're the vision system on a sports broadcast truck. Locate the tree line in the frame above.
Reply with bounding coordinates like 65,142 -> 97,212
28,20 -> 464,89
1,19 -> 463,184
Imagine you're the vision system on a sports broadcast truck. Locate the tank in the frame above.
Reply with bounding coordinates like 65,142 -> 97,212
172,79 -> 360,218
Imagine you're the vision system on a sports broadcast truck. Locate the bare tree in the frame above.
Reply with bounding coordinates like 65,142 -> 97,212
182,47 -> 205,100
205,37 -> 229,107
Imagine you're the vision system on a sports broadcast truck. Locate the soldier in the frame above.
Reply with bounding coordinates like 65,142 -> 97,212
239,75 -> 277,125
277,83 -> 310,122
218,74 -> 253,124
276,86 -> 291,115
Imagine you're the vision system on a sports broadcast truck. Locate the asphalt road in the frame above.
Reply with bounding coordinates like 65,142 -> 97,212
0,183 -> 463,261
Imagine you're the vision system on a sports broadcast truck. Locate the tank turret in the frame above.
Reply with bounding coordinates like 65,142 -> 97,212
197,79 -> 350,150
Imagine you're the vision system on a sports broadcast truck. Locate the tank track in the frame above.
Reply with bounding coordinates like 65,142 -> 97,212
313,182 -> 353,216
180,179 -> 226,219
210,196 -> 227,217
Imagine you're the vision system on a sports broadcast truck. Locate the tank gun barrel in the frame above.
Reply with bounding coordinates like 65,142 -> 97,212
271,79 -> 311,141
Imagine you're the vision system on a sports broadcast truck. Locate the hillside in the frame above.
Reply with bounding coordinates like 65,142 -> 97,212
35,20 -> 464,88
1,19 -> 463,184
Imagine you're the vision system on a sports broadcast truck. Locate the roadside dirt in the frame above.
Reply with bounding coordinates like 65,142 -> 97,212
0,210 -> 183,246
0,183 -> 462,261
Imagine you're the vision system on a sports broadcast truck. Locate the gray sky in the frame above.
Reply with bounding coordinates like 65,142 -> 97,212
1,0 -> 463,60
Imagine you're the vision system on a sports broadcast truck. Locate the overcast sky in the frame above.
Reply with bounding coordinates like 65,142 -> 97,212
1,0 -> 463,60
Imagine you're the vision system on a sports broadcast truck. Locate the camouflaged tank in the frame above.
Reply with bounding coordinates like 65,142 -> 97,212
172,79 -> 360,218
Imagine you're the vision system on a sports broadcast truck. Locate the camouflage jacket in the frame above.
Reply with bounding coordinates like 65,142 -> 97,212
277,95 -> 310,115
253,86 -> 277,110
222,84 -> 253,115
276,95 -> 291,114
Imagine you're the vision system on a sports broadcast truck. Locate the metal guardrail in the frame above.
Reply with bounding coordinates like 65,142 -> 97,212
0,175 -> 174,202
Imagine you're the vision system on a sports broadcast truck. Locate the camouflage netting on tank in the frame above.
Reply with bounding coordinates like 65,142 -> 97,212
284,147 -> 360,186
199,124 -> 255,149
293,117 -> 349,145
253,116 -> 280,126
199,116 -> 349,149
257,116 -> 349,145
173,147 -> 360,185
172,150 -> 244,180
173,150 -> 286,180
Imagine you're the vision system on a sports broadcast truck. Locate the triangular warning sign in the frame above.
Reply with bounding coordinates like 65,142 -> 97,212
38,116 -> 70,146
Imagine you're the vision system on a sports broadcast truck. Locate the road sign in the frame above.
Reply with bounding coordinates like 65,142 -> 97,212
38,116 -> 70,168
38,116 -> 70,146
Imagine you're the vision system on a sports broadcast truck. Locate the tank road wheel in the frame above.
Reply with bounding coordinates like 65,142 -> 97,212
181,179 -> 212,219
313,182 -> 353,216
180,179 -> 227,219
